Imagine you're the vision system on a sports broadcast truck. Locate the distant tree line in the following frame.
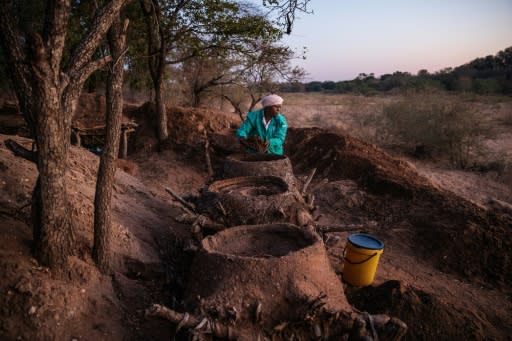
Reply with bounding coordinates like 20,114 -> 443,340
280,46 -> 512,96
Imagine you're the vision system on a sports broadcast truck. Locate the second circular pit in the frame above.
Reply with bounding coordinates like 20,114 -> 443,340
198,176 -> 300,226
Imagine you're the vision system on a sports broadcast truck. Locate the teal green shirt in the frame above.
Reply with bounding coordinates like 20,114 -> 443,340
236,109 -> 288,155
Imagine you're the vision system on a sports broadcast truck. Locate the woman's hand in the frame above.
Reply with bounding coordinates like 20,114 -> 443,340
254,137 -> 269,153
240,136 -> 268,153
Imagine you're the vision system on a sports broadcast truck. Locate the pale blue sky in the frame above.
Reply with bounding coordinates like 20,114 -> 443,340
281,0 -> 512,81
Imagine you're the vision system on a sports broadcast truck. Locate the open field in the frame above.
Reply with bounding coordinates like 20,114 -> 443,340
282,92 -> 512,159
281,92 -> 512,205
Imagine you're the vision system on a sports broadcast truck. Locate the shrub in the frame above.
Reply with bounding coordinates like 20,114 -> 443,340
383,93 -> 487,168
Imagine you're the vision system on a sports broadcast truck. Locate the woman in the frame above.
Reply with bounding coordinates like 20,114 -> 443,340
236,94 -> 288,155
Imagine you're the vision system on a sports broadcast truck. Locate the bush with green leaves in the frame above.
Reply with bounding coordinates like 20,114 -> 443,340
383,93 -> 487,168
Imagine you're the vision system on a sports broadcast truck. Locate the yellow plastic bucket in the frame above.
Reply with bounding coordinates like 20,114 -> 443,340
343,234 -> 384,286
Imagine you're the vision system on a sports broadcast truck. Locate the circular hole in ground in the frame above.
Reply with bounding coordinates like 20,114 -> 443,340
209,176 -> 288,196
203,224 -> 316,258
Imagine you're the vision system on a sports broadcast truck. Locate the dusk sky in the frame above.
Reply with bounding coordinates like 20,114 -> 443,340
281,0 -> 512,81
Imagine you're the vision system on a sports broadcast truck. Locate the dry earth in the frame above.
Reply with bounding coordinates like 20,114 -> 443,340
282,92 -> 512,195
0,93 -> 511,340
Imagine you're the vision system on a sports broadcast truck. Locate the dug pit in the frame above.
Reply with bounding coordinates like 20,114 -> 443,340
202,223 -> 315,258
214,180 -> 285,197
185,224 -> 357,337
198,176 -> 301,226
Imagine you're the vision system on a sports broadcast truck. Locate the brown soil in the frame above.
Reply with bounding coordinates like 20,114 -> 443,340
222,153 -> 297,189
0,94 -> 511,340
186,224 -> 364,340
197,176 -> 304,227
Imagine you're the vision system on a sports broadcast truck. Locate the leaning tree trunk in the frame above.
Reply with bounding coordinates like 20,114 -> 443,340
93,16 -> 129,274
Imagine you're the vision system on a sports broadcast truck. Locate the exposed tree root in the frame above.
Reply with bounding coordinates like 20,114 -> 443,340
145,303 -> 407,341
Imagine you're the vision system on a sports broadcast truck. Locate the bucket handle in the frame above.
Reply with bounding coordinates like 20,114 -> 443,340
343,247 -> 378,265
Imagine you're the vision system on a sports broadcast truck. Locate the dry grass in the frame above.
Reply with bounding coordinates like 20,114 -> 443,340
281,93 -> 393,143
280,92 -> 512,179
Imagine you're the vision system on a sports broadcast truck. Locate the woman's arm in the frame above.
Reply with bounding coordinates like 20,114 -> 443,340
267,115 -> 288,152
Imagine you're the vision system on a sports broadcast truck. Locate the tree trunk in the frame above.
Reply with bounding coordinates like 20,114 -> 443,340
140,0 -> 169,142
154,76 -> 168,141
222,95 -> 244,122
93,16 -> 129,274
33,88 -> 76,273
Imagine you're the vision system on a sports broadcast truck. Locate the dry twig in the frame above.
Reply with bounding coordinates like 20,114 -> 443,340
204,131 -> 214,178
301,168 -> 317,195
165,187 -> 196,214
316,224 -> 364,233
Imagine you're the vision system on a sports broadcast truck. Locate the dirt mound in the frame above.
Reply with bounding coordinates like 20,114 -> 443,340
185,224 -> 358,338
0,101 -> 28,136
128,103 -> 239,154
0,134 -> 184,340
286,128 -> 431,197
312,179 -> 370,225
73,93 -> 108,129
346,280 -> 496,340
166,106 -> 237,146
286,128 -> 512,287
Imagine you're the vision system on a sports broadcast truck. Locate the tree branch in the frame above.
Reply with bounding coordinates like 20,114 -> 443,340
264,0 -> 312,34
66,0 -> 128,78
43,0 -> 71,73
222,95 -> 244,121
76,56 -> 113,89
165,187 -> 196,214
0,4 -> 32,103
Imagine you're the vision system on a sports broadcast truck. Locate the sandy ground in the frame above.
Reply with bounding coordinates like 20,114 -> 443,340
0,94 -> 511,340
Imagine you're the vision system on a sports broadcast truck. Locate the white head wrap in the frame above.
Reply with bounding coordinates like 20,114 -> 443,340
261,94 -> 284,107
